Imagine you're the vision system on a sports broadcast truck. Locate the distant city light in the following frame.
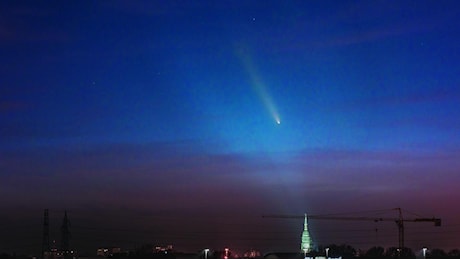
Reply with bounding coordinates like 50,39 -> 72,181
423,247 -> 428,258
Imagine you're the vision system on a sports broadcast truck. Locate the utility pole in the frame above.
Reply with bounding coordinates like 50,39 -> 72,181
396,208 -> 404,250
42,209 -> 50,258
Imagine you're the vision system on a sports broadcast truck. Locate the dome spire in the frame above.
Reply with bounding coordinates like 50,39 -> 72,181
304,213 -> 308,230
301,213 -> 313,253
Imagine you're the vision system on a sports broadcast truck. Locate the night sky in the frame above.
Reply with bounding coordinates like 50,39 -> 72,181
1,0 -> 460,256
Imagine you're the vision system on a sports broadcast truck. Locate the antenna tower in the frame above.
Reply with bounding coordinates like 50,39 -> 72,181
60,210 -> 71,257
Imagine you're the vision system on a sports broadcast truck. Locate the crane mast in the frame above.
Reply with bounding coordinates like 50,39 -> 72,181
263,208 -> 441,250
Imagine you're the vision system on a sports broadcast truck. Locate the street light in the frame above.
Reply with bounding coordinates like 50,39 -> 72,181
422,247 -> 428,259
325,248 -> 330,258
204,249 -> 210,259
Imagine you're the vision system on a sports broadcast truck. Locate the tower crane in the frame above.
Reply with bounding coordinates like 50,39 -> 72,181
263,208 -> 441,250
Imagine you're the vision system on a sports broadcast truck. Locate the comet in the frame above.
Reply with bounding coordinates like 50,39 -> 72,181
236,46 -> 281,125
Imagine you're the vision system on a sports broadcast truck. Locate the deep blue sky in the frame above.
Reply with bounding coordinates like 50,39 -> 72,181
1,0 -> 460,256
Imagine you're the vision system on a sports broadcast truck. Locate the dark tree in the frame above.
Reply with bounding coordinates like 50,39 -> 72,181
0,252 -> 12,259
385,247 -> 415,259
400,247 -> 415,258
448,249 -> 460,259
427,248 -> 447,259
385,247 -> 398,258
209,250 -> 223,259
364,246 -> 385,258
324,244 -> 357,258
